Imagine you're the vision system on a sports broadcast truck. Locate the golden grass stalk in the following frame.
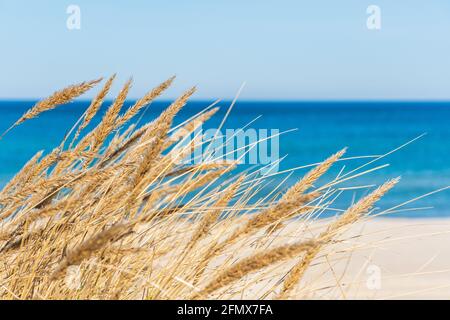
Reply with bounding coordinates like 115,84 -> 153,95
72,74 -> 117,144
282,148 -> 346,200
220,150 -> 345,249
166,107 -> 219,147
0,150 -> 43,197
1,78 -> 101,139
50,223 -> 130,280
116,76 -> 175,127
91,78 -> 133,149
0,77 -> 401,300
186,175 -> 244,251
278,177 -> 400,298
193,240 -> 317,299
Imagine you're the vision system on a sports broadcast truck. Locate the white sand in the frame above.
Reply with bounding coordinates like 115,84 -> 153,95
295,218 -> 450,299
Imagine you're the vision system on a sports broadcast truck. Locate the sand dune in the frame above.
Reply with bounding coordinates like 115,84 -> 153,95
295,218 -> 450,299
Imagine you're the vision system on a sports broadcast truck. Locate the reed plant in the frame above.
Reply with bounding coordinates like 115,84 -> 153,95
0,77 -> 399,299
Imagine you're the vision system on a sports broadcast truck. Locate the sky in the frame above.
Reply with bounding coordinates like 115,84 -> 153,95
1,0 -> 450,100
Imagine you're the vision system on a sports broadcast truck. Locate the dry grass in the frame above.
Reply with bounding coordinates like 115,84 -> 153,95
0,77 -> 400,300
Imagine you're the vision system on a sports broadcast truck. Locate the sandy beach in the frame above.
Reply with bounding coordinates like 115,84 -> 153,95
294,217 -> 450,299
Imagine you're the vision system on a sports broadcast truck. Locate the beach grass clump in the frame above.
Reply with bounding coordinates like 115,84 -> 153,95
0,77 -> 398,299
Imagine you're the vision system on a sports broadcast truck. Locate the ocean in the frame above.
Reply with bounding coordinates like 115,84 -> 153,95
0,100 -> 448,218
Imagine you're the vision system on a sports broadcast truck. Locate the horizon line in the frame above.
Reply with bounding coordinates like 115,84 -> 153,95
1,98 -> 450,103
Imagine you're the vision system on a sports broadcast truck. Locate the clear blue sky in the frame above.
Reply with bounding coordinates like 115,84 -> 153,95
1,0 -> 450,100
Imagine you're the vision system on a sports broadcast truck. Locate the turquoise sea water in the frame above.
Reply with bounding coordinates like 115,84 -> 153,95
0,100 -> 448,218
